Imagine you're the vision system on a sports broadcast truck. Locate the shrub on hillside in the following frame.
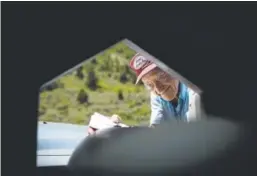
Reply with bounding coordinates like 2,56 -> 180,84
91,58 -> 97,64
119,72 -> 129,84
77,89 -> 89,104
75,66 -> 84,80
41,80 -> 64,91
86,71 -> 98,91
118,89 -> 124,101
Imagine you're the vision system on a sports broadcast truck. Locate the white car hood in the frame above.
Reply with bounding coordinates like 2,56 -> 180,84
37,121 -> 88,156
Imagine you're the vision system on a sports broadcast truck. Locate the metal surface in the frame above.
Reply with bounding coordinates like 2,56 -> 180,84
37,121 -> 88,166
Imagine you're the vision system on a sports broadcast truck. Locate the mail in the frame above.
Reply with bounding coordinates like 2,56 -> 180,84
88,112 -> 129,130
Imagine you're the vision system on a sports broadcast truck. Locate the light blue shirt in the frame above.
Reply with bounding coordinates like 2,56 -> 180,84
150,83 -> 189,125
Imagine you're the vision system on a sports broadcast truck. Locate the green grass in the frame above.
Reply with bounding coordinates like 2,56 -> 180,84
39,41 -> 151,126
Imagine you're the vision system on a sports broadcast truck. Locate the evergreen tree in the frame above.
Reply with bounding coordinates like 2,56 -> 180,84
118,90 -> 124,101
76,66 -> 84,80
77,89 -> 89,104
119,72 -> 128,84
91,58 -> 97,64
42,80 -> 64,91
86,70 -> 98,91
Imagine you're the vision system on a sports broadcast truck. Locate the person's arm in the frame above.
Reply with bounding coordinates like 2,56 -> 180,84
149,92 -> 164,127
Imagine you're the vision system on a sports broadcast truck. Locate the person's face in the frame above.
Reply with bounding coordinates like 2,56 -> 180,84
141,68 -> 179,101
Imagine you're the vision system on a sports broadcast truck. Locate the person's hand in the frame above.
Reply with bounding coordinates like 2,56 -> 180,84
87,127 -> 96,135
110,114 -> 122,124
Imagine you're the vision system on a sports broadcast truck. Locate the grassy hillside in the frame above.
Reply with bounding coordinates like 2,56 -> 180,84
38,41 -> 151,126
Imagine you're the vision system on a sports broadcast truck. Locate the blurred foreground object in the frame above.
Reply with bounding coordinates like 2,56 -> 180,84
68,116 -> 255,175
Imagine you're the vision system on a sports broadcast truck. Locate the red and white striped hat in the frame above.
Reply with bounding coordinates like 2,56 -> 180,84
129,53 -> 158,84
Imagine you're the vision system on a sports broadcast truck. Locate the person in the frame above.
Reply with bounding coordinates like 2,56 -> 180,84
129,53 -> 202,127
